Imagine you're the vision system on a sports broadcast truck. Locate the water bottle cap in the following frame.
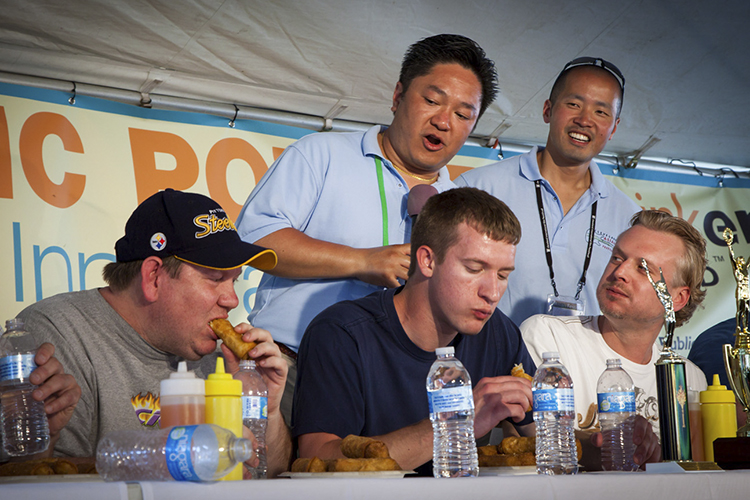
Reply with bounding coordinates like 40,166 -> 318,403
239,359 -> 256,369
160,361 -> 206,396
4,318 -> 24,332
606,358 -> 622,368
435,347 -> 454,356
700,373 -> 735,403
205,357 -> 242,396
234,438 -> 255,463
541,351 -> 559,360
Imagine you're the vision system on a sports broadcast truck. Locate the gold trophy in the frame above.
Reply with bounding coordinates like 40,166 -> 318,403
721,228 -> 750,437
644,259 -> 692,461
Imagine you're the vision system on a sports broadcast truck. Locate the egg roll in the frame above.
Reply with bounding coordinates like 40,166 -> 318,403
326,458 -> 400,472
358,458 -> 401,471
511,363 -> 533,381
340,434 -> 390,458
511,363 -> 534,411
478,454 -> 514,467
0,461 -> 54,476
477,445 -> 499,456
291,457 -> 327,473
209,319 -> 256,359
291,458 -> 309,472
500,436 -> 535,455
45,458 -> 78,474
478,451 -> 535,467
77,461 -> 98,474
325,458 -> 361,472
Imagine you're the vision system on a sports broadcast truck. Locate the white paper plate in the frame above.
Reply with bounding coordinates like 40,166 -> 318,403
478,466 -> 537,476
279,470 -> 413,479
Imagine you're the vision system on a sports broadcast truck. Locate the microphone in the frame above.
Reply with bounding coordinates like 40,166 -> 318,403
407,184 -> 438,221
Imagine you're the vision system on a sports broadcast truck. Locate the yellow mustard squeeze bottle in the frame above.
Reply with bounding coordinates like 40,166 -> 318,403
700,373 -> 737,461
205,357 -> 244,480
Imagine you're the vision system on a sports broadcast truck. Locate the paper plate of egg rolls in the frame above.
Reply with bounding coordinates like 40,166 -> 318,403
477,436 -> 583,475
283,435 -> 412,478
0,457 -> 98,482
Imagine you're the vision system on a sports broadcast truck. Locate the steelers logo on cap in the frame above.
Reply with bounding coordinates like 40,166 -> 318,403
150,233 -> 167,252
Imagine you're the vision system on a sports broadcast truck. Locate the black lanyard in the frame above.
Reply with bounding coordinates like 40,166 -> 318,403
534,180 -> 597,300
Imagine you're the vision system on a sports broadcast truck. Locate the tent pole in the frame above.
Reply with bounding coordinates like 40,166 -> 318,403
0,70 -> 747,179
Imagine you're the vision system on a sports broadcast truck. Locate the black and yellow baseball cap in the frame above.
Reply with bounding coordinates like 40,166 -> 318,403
115,189 -> 277,271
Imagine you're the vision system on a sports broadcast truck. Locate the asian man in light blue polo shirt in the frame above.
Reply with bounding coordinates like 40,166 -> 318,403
235,34 -> 499,422
458,57 -> 640,326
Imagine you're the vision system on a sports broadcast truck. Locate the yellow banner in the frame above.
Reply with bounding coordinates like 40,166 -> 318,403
1,84 -> 748,360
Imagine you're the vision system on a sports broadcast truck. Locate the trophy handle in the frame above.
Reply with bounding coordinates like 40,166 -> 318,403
723,344 -> 739,397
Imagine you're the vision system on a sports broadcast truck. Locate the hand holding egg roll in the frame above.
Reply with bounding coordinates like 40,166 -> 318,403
209,318 -> 257,359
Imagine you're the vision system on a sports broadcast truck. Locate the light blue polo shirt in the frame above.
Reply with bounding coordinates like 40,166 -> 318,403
235,125 -> 456,351
457,146 -> 640,326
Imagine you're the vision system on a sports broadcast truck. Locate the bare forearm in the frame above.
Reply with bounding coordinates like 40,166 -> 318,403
256,228 -> 366,279
299,419 -> 434,471
376,419 -> 434,471
256,228 -> 409,288
266,410 -> 292,477
299,436 -> 347,459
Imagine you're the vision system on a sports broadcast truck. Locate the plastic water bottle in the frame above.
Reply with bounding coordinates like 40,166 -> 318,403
427,346 -> 478,478
96,424 -> 254,482
233,359 -> 268,479
597,358 -> 638,471
532,351 -> 578,475
0,318 -> 50,457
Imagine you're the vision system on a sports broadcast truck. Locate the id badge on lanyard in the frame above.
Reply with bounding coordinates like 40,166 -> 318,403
546,294 -> 586,316
535,180 -> 596,317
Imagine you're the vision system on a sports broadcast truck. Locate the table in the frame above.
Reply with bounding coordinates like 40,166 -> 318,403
2,470 -> 748,500
0,476 -> 139,500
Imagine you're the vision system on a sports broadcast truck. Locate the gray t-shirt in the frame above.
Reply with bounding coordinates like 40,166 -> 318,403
16,289 -> 217,457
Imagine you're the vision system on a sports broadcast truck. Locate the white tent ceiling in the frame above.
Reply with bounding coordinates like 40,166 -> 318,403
1,0 -> 748,171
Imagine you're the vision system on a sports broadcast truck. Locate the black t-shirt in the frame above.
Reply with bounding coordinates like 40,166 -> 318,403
293,287 -> 536,475
687,317 -> 735,386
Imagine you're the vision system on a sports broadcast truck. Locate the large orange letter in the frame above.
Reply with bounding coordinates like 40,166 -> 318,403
129,128 -> 199,203
0,107 -> 11,199
206,138 -> 269,221
19,112 -> 85,208
272,146 -> 285,161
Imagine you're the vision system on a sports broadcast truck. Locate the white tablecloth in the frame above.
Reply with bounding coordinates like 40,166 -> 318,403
139,470 -> 747,500
0,478 -> 136,500
3,470 -> 747,500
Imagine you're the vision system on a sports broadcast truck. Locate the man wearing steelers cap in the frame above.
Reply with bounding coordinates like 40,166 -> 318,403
16,189 -> 291,477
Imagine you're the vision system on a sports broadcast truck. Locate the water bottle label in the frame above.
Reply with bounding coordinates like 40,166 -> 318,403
427,386 -> 474,413
0,354 -> 37,382
597,391 -> 636,413
242,395 -> 268,420
533,388 -> 574,412
165,425 -> 201,481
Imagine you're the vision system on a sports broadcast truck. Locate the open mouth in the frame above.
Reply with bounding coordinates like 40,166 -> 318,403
568,131 -> 590,143
207,319 -> 221,339
425,134 -> 443,147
